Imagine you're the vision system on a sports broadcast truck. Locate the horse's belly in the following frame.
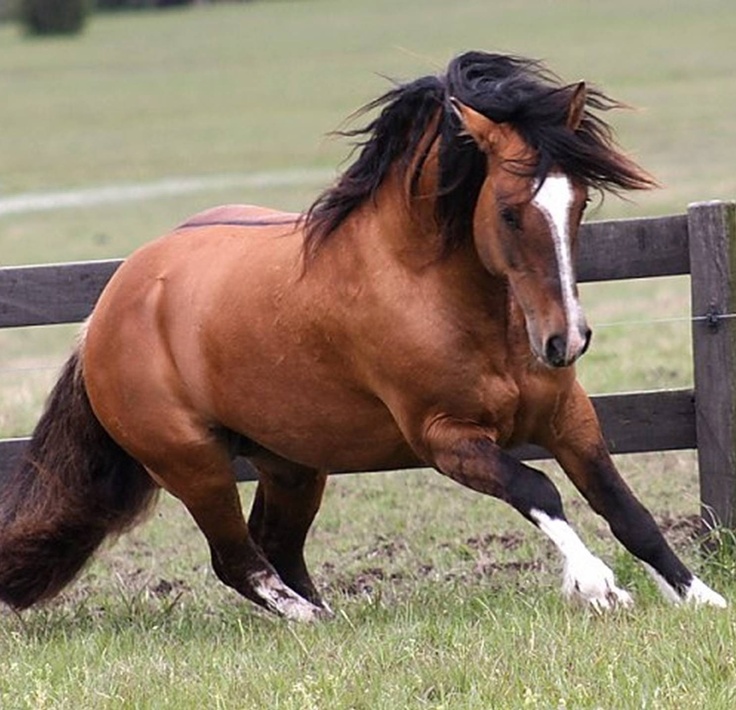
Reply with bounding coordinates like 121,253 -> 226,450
209,364 -> 421,472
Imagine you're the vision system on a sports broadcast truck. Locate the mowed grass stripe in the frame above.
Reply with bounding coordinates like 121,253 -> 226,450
0,168 -> 333,217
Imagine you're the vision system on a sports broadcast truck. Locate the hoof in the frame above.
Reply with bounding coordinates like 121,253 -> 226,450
643,563 -> 727,609
684,577 -> 727,609
277,596 -> 330,623
530,511 -> 633,612
563,554 -> 633,611
249,570 -> 329,622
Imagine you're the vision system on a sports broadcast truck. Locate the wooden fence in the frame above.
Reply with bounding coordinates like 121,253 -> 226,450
1,201 -> 735,525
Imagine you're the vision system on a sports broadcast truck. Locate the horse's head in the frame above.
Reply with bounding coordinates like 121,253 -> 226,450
451,86 -> 593,368
304,53 -> 655,367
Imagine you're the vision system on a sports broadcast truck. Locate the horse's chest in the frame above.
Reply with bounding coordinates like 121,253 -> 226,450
503,372 -> 567,447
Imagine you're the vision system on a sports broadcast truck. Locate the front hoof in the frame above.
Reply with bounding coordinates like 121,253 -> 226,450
684,577 -> 727,609
563,555 -> 633,611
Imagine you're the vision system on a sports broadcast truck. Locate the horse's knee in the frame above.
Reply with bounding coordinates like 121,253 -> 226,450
507,466 -> 565,522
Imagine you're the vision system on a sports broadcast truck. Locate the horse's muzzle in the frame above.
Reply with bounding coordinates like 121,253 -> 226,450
544,326 -> 592,368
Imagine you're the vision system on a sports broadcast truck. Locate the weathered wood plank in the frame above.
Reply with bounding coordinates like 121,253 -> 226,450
0,436 -> 262,485
0,389 -> 696,484
0,211 -> 720,521
688,201 -> 736,527
0,259 -> 121,327
0,214 -> 691,329
0,438 -> 26,478
509,388 -> 696,460
577,213 -> 690,281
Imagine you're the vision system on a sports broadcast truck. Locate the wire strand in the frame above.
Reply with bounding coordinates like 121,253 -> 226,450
594,312 -> 736,330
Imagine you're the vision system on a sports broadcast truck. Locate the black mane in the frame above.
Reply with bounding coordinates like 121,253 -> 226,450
304,51 -> 654,257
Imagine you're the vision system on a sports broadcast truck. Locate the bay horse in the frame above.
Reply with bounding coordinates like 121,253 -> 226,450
0,52 -> 725,620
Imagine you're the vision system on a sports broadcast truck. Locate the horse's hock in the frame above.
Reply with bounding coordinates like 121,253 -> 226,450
1,200 -> 735,526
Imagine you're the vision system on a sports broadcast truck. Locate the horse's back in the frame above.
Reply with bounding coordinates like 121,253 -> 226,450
178,204 -> 301,230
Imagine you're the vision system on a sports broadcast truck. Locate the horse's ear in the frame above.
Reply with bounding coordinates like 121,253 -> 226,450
566,81 -> 587,131
449,97 -> 501,152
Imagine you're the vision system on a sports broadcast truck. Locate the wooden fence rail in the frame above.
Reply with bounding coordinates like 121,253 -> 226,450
2,202 -> 735,525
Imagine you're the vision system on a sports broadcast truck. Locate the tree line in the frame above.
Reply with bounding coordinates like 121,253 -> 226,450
13,1 -> 252,37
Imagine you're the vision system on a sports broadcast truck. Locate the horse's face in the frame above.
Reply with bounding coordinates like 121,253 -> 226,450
452,97 -> 591,368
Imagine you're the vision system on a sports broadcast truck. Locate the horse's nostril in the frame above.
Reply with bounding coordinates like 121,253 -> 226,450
581,327 -> 593,355
544,335 -> 567,367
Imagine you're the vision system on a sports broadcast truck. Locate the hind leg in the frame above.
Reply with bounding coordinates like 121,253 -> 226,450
144,442 -> 328,621
247,456 -> 329,611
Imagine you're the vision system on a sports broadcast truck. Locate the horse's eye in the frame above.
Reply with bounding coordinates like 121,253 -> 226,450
500,206 -> 522,231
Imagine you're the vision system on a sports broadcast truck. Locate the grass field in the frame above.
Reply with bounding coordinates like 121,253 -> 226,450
1,1 -> 736,707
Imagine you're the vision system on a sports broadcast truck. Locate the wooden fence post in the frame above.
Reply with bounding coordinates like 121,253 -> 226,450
688,201 -> 736,528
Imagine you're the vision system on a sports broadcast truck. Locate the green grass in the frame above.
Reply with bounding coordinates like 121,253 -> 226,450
1,469 -> 735,709
2,1 -> 736,707
3,589 -> 736,709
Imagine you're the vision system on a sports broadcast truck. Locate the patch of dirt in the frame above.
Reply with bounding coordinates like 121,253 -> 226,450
657,513 -> 703,546
470,556 -> 544,578
13,512 -> 710,619
356,535 -> 409,562
463,531 -> 525,552
335,567 -> 407,596
149,577 -> 191,599
658,513 -> 701,535
323,528 -> 550,599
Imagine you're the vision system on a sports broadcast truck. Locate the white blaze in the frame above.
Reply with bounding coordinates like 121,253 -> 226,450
531,175 -> 584,359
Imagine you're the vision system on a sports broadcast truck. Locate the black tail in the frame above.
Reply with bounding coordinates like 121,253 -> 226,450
0,350 -> 158,609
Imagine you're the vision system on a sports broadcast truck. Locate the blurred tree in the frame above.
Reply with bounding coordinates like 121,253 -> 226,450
21,0 -> 89,35
0,0 -> 21,23
96,0 -> 196,8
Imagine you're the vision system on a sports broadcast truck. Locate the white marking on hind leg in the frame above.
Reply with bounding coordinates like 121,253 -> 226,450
642,562 -> 727,608
531,509 -> 633,610
249,570 -> 328,622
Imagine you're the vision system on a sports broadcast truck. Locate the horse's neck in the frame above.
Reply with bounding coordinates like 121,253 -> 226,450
361,164 -> 443,267
313,177 -> 537,370
319,156 -> 527,344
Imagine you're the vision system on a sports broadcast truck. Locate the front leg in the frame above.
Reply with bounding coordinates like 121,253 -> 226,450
546,382 -> 726,608
419,416 -> 631,609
